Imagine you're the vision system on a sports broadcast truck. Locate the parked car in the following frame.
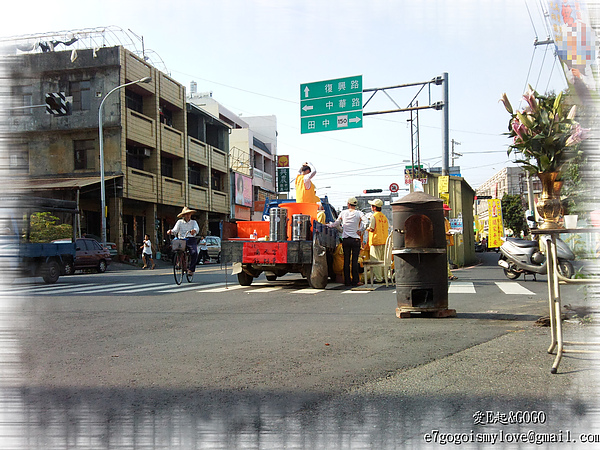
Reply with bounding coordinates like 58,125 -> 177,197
82,233 -> 118,257
197,236 -> 221,263
53,238 -> 111,274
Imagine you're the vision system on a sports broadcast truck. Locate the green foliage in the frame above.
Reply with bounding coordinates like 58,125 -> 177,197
501,193 -> 527,237
29,212 -> 73,243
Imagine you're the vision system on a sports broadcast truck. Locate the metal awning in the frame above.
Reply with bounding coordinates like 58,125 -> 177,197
5,175 -> 121,192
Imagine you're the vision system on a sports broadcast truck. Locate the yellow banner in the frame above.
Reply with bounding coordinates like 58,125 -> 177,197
487,199 -> 504,248
438,176 -> 449,194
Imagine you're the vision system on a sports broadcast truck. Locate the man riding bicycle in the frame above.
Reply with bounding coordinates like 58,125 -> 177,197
167,206 -> 199,276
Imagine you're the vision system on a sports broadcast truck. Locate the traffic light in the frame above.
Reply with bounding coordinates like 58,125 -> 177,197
45,92 -> 70,116
363,189 -> 382,194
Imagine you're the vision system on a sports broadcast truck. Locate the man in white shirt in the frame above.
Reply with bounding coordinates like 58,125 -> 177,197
167,206 -> 199,275
328,197 -> 366,286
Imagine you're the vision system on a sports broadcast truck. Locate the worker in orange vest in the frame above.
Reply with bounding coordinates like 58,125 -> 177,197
295,162 -> 320,204
367,198 -> 389,283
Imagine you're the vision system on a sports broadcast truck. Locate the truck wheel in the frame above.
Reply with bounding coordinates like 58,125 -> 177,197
42,261 -> 60,284
238,271 -> 253,286
63,261 -> 74,276
266,274 -> 277,281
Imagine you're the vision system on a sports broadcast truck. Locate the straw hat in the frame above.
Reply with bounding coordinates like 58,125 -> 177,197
368,198 -> 383,208
177,206 -> 196,218
347,197 -> 358,206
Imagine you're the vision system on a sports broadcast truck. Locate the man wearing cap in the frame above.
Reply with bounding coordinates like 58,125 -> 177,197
167,206 -> 199,275
295,162 -> 320,204
367,199 -> 389,283
444,204 -> 457,280
328,197 -> 366,286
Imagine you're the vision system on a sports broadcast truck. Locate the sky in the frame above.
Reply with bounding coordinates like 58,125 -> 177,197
2,0 -> 571,208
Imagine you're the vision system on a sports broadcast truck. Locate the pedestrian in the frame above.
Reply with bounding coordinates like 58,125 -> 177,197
295,162 -> 321,204
198,236 -> 209,263
140,234 -> 155,269
366,198 -> 389,283
444,204 -> 457,280
328,197 -> 366,286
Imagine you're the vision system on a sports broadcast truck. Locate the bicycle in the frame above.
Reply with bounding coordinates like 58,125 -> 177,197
171,233 -> 196,285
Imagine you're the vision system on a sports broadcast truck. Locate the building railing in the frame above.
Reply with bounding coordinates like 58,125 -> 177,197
126,167 -> 157,202
161,176 -> 185,206
188,137 -> 209,165
160,124 -> 184,158
126,109 -> 156,149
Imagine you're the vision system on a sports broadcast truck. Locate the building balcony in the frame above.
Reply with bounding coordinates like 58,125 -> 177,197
211,190 -> 229,214
160,124 -> 184,158
126,167 -> 157,202
188,137 -> 209,165
189,184 -> 209,210
161,176 -> 185,207
124,52 -> 155,95
126,109 -> 156,149
159,72 -> 184,108
252,168 -> 275,190
211,146 -> 228,173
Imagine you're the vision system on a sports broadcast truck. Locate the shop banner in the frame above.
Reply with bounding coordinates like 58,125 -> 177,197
487,199 -> 504,248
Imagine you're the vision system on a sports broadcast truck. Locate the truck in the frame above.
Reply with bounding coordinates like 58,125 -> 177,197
1,197 -> 78,284
221,197 -> 338,288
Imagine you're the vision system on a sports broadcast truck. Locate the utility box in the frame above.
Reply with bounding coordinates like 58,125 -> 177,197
391,192 -> 456,318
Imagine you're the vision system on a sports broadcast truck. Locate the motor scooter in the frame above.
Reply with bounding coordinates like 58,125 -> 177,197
498,236 -> 575,280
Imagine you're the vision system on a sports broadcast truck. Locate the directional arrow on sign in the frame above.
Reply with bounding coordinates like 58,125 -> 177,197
304,86 -> 310,98
349,116 -> 361,124
302,104 -> 314,112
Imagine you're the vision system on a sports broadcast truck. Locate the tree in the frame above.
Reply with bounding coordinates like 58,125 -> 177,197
501,194 -> 527,238
29,212 -> 73,243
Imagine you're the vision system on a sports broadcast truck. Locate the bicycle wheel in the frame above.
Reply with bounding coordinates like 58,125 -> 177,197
185,251 -> 194,283
173,251 -> 185,285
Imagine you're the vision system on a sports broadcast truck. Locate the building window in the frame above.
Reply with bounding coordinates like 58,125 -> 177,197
125,89 -> 143,113
126,146 -> 145,171
12,85 -> 32,115
161,156 -> 173,178
159,105 -> 173,127
70,80 -> 91,111
188,162 -> 205,187
74,139 -> 95,170
211,170 -> 223,191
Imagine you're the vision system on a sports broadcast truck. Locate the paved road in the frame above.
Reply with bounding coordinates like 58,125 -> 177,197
1,252 -> 598,448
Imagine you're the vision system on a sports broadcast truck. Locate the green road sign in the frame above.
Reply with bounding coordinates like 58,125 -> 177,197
301,112 -> 363,134
300,75 -> 363,134
300,92 -> 362,117
301,75 -> 362,100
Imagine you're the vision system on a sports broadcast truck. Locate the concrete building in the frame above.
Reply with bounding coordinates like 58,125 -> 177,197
189,92 -> 277,221
6,43 -> 230,254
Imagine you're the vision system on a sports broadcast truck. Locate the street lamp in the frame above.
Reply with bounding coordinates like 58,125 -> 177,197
98,76 -> 151,246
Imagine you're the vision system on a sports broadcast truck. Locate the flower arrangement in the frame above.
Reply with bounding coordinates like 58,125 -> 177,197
500,86 -> 584,174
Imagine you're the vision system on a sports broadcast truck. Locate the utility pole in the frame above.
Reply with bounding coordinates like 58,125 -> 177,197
441,72 -> 449,176
451,139 -> 462,167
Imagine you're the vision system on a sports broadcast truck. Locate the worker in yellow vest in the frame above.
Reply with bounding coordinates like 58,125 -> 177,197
367,198 -> 389,283
295,162 -> 320,204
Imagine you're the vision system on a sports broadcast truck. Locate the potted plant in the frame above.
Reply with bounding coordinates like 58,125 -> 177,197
500,86 -> 584,229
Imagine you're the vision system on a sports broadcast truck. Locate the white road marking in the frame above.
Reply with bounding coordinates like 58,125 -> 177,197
448,282 -> 476,294
495,282 -> 535,295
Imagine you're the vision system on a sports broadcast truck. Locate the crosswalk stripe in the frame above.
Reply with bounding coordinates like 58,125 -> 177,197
28,284 -> 104,294
290,288 -> 325,294
449,282 -> 476,294
495,282 -> 535,295
109,282 -> 172,293
201,285 -> 246,293
247,287 -> 282,293
8,282 -> 99,293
